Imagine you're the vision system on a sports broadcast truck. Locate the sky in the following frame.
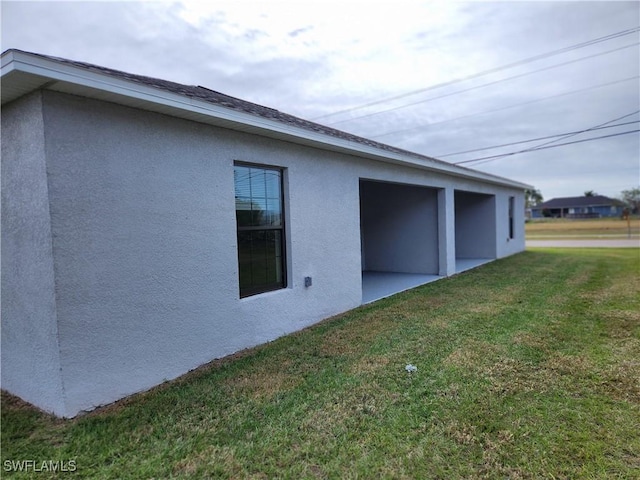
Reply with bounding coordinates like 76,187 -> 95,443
2,0 -> 639,201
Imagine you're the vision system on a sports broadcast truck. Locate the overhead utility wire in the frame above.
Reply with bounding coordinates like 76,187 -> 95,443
453,110 -> 640,166
452,130 -> 639,166
371,75 -> 639,140
456,110 -> 640,165
437,121 -> 639,157
510,109 -> 640,154
311,26 -> 640,122
325,42 -> 639,127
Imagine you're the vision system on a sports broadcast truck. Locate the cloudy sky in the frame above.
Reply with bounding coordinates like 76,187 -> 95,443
2,1 -> 639,200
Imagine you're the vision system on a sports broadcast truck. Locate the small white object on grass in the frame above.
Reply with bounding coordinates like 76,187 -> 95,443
405,364 -> 417,373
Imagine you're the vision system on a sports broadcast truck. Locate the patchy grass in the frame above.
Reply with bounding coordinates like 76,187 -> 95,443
2,249 -> 639,479
526,217 -> 640,239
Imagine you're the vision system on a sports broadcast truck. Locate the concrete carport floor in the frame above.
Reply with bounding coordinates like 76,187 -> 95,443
362,258 -> 491,304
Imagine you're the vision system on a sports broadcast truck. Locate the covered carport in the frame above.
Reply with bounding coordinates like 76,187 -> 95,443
360,180 -> 441,303
454,190 -> 496,272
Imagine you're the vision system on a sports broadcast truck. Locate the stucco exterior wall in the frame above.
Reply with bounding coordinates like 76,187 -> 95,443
454,191 -> 497,259
2,90 -> 527,416
40,91 -> 366,415
496,192 -> 526,258
1,92 -> 66,416
360,181 -> 439,274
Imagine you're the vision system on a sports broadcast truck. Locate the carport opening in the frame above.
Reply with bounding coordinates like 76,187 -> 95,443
359,180 -> 441,303
454,190 -> 496,273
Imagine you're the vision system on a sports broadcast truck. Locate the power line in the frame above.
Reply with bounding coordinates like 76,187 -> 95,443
326,42 -> 639,128
312,26 -> 640,122
533,110 -> 640,150
509,109 -> 640,164
437,121 -> 639,157
453,130 -> 639,166
517,110 -> 640,153
371,75 -> 639,140
447,111 -> 640,160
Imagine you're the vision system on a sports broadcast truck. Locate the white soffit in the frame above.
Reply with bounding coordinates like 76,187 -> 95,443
1,50 -> 531,190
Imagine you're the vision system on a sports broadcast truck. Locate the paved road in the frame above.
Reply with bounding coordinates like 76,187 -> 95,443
527,239 -> 640,248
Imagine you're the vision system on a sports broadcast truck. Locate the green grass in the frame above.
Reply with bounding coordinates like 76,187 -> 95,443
3,249 -> 639,479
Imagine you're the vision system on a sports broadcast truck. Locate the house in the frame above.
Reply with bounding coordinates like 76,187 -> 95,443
1,50 -> 530,417
530,195 -> 625,219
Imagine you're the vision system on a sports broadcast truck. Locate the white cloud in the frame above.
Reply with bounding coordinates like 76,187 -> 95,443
1,0 -> 638,199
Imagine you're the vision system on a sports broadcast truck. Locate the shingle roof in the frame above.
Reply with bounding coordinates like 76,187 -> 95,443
7,49 -> 448,167
3,49 -> 533,190
534,195 -> 624,209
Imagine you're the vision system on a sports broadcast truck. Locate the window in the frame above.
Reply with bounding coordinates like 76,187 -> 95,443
234,163 -> 286,297
508,196 -> 515,239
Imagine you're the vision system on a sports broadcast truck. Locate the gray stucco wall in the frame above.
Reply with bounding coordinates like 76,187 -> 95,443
40,91 -> 364,416
360,181 -> 439,274
2,90 -> 527,416
497,192 -> 526,258
1,92 -> 66,415
454,190 -> 497,259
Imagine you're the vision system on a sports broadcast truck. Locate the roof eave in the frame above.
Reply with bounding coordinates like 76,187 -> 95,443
1,50 -> 531,190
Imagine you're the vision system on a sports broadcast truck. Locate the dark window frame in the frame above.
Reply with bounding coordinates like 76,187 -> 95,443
234,162 -> 287,298
508,196 -> 515,239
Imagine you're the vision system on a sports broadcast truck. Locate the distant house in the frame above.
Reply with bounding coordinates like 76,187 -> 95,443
1,50 -> 530,417
531,195 -> 625,219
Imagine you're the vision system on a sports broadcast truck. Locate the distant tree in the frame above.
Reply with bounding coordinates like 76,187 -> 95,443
525,188 -> 543,208
620,187 -> 640,214
584,190 -> 597,197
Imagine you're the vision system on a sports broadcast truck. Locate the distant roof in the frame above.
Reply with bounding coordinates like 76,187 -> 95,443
533,195 -> 624,209
1,49 -> 531,190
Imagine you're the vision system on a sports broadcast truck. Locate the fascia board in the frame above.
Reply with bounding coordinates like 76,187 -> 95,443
2,51 -> 531,190
1,52 -> 14,72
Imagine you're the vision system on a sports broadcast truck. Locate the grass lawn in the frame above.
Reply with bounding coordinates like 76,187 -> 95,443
2,249 -> 639,479
526,217 -> 640,239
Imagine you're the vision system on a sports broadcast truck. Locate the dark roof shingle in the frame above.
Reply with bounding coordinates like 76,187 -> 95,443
12,49 -> 453,167
534,195 -> 624,209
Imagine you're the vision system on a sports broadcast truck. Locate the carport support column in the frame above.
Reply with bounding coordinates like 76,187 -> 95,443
438,188 -> 456,276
